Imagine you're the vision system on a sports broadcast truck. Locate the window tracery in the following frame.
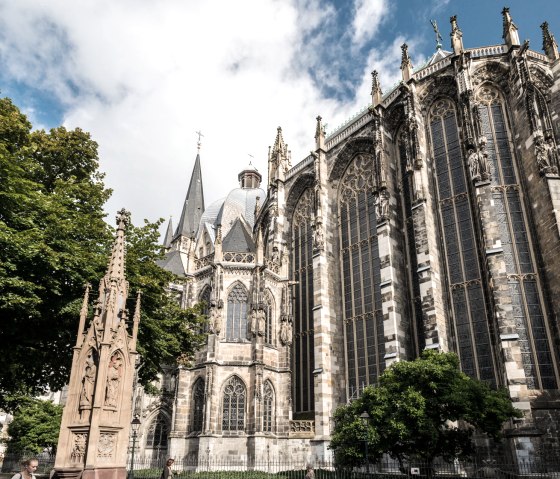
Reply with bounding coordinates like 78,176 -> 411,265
226,283 -> 249,341
338,153 -> 385,394
222,376 -> 246,432
263,381 -> 274,433
475,85 -> 557,389
291,188 -> 315,415
191,378 -> 204,433
146,411 -> 169,449
429,97 -> 497,384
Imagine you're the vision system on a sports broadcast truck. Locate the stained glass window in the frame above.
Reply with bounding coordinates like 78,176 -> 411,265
476,85 -> 557,389
338,153 -> 385,395
291,188 -> 315,415
429,98 -> 497,385
263,381 -> 274,433
226,283 -> 249,341
191,378 -> 204,433
146,411 -> 169,448
222,376 -> 246,432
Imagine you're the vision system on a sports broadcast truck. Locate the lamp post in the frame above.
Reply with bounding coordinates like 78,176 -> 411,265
129,415 -> 141,479
360,411 -> 371,476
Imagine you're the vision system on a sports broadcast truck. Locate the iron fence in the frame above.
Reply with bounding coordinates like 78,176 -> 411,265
3,454 -> 560,479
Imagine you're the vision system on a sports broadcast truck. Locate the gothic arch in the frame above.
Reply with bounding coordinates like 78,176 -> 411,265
145,409 -> 171,451
284,173 -> 315,224
419,75 -> 458,113
328,137 -> 374,183
221,375 -> 247,432
262,379 -> 275,433
471,61 -> 510,92
191,377 -> 205,434
225,282 -> 249,341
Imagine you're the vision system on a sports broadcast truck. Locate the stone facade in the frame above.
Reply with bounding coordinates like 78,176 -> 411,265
135,10 -> 560,465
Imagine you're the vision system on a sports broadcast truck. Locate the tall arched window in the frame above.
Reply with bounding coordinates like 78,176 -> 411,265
338,153 -> 385,394
476,85 -> 557,389
263,289 -> 274,345
429,98 -> 497,384
226,283 -> 249,341
199,286 -> 211,334
291,188 -> 315,416
191,378 -> 205,433
146,411 -> 169,448
263,381 -> 274,433
222,376 -> 246,432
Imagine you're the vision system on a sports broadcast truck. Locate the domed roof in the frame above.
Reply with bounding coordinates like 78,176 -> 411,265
199,186 -> 265,239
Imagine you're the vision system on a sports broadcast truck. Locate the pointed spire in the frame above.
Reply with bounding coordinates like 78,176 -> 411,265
502,7 -> 520,49
401,44 -> 413,82
315,116 -> 325,150
450,15 -> 464,54
371,70 -> 383,107
130,291 -> 141,351
75,283 -> 91,347
272,127 -> 287,157
541,21 -> 560,61
163,217 -> 173,248
175,152 -> 205,240
107,208 -> 130,282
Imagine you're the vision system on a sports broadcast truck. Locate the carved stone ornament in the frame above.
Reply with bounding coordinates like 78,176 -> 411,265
104,352 -> 123,408
249,308 -> 258,337
256,309 -> 266,336
97,433 -> 115,459
535,131 -> 559,176
70,433 -> 87,463
374,190 -> 390,222
279,317 -> 293,346
313,223 -> 325,251
208,305 -> 222,334
78,349 -> 98,417
467,136 -> 491,183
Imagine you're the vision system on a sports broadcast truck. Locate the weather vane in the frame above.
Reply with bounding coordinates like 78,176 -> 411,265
195,130 -> 204,151
430,19 -> 443,49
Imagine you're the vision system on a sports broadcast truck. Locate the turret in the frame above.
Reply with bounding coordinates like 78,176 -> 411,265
541,21 -> 559,62
371,70 -> 383,107
502,7 -> 520,49
401,43 -> 413,82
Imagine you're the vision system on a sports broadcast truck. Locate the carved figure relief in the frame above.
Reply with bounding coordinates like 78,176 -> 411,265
79,349 -> 98,416
279,317 -> 293,345
257,309 -> 266,336
313,224 -> 325,251
535,131 -> 559,175
374,190 -> 389,222
104,352 -> 123,408
70,433 -> 87,463
208,305 -> 222,334
249,308 -> 258,337
467,137 -> 491,182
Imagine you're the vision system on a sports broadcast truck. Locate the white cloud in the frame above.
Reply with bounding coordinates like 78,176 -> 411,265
352,0 -> 388,46
0,0 -> 396,236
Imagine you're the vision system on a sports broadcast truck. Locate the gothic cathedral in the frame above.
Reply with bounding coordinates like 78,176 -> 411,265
133,10 -> 560,464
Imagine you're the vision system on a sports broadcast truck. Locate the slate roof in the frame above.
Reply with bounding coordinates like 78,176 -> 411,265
222,217 -> 255,253
174,153 -> 205,239
156,249 -> 186,276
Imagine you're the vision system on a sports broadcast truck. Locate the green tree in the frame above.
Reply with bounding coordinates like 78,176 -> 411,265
330,351 -> 522,470
5,397 -> 63,455
0,97 -> 206,410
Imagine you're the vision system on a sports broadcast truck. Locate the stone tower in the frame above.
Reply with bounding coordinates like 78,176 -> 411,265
54,209 -> 141,479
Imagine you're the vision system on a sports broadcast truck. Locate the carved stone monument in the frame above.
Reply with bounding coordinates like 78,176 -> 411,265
53,209 -> 141,479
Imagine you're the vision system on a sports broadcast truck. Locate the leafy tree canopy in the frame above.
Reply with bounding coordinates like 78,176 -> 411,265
4,397 -> 63,455
330,350 -> 522,469
0,97 -> 206,410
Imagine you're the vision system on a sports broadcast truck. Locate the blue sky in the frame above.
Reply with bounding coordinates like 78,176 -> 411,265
1,0 -> 559,227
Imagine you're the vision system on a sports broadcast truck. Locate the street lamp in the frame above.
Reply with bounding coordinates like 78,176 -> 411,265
360,411 -> 371,476
129,415 -> 142,479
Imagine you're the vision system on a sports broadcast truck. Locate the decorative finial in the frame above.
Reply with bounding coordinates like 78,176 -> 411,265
449,15 -> 464,54
400,44 -> 413,82
371,70 -> 383,107
541,21 -> 560,61
430,19 -> 443,50
196,130 -> 204,152
116,209 -> 131,230
502,7 -> 520,48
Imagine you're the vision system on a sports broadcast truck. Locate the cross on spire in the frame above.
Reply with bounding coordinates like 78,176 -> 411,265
196,130 -> 204,151
430,19 -> 443,49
